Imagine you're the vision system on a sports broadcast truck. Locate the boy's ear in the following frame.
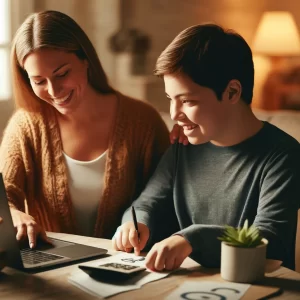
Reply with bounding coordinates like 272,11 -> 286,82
228,87 -> 237,100
225,80 -> 242,103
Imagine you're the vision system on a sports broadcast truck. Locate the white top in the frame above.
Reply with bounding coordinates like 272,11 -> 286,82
63,151 -> 107,236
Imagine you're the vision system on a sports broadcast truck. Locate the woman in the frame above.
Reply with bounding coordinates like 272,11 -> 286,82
0,10 -> 181,248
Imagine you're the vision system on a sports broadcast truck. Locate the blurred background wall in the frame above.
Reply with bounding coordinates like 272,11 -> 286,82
2,0 -> 300,136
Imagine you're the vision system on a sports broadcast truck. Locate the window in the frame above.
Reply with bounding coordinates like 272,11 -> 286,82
0,0 -> 11,100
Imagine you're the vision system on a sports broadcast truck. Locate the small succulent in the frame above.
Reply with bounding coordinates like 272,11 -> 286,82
218,219 -> 263,248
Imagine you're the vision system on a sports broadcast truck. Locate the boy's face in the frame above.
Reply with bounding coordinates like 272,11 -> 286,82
164,72 -> 230,145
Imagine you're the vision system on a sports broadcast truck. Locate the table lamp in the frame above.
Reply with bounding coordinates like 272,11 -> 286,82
252,11 -> 300,110
252,11 -> 300,68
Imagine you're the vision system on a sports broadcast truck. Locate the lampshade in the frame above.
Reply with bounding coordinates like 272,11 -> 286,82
252,11 -> 300,56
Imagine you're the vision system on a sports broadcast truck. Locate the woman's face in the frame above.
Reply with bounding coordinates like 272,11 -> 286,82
24,48 -> 89,115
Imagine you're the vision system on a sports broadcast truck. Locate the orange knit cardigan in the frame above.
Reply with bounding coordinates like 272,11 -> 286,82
0,93 -> 170,238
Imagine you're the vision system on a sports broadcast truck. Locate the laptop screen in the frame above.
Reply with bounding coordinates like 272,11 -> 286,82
0,173 -> 24,269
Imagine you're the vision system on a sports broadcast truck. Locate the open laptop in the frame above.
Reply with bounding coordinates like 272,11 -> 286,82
0,173 -> 108,270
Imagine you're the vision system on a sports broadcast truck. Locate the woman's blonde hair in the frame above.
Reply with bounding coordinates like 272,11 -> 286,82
11,10 -> 114,111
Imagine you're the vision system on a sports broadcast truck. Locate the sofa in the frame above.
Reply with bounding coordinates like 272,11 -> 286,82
160,108 -> 300,272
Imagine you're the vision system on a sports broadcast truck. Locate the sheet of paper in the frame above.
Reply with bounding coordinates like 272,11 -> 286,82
165,281 -> 250,300
68,253 -> 172,298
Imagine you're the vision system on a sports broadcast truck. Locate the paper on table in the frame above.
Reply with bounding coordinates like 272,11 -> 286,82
165,281 -> 250,300
68,253 -> 173,298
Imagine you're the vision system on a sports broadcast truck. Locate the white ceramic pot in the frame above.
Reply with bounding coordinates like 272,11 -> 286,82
221,238 -> 268,283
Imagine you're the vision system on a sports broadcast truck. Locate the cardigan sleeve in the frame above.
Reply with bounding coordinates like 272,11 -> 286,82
127,100 -> 170,203
0,112 -> 28,211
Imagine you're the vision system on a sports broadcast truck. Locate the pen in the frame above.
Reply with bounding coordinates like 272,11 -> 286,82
131,206 -> 140,244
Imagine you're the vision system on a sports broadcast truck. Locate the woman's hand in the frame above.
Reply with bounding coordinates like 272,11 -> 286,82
112,221 -> 150,255
170,124 -> 189,145
10,208 -> 50,248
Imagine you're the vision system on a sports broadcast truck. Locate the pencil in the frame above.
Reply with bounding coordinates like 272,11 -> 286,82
131,206 -> 140,244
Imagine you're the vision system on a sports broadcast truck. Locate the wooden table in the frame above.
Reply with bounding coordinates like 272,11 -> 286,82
0,232 -> 300,299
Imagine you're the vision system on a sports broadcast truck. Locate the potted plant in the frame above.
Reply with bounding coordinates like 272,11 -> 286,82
218,219 -> 268,283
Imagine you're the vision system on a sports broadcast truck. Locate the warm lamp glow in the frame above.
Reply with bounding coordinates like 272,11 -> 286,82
252,11 -> 300,56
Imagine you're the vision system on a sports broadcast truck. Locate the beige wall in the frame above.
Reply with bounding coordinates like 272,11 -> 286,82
120,0 -> 300,111
122,0 -> 300,69
2,0 -> 300,134
32,0 -> 300,111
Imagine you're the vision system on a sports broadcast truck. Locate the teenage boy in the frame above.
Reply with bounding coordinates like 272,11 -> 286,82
112,24 -> 300,271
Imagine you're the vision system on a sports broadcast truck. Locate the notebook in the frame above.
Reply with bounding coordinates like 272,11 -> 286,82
0,173 -> 107,270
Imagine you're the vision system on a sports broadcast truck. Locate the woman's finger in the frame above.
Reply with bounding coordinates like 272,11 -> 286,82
183,138 -> 189,146
27,223 -> 36,248
170,124 -> 181,144
179,126 -> 188,144
16,224 -> 26,241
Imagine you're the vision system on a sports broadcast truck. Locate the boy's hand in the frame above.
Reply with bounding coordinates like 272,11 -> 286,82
112,221 -> 150,255
145,235 -> 192,271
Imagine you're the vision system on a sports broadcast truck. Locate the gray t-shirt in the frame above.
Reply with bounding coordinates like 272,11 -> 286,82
123,122 -> 300,270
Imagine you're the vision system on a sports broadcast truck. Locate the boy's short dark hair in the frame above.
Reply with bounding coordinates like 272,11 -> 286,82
154,24 -> 254,104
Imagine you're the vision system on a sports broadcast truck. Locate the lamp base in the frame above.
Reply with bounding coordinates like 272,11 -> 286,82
269,56 -> 285,70
260,56 -> 300,110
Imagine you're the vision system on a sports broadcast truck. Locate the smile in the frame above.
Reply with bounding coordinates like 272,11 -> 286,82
182,125 -> 198,130
52,91 -> 73,105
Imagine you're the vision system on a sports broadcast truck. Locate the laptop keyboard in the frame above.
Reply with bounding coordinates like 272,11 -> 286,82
21,248 -> 65,265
